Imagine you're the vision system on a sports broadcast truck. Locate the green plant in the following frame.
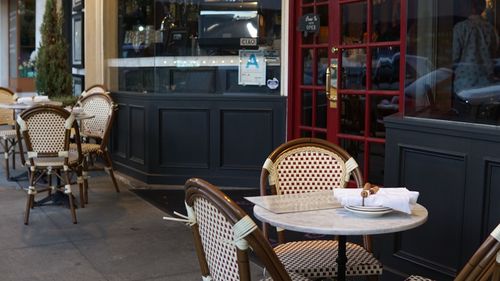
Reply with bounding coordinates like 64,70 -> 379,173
50,95 -> 78,107
35,0 -> 72,98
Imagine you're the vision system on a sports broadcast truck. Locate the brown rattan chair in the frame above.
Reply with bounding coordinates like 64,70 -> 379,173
72,91 -> 119,204
0,87 -> 20,179
260,137 -> 382,280
16,105 -> 86,224
405,223 -> 500,281
177,178 -> 313,281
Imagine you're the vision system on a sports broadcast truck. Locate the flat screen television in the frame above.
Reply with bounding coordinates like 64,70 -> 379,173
198,10 -> 259,48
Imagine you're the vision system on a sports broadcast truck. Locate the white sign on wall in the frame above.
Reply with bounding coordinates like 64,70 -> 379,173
238,50 -> 266,86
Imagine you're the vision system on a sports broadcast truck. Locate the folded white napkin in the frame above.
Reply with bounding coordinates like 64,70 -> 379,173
18,97 -> 34,104
333,188 -> 419,214
33,96 -> 49,103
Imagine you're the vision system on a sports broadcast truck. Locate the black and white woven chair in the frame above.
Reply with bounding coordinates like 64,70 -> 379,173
71,91 -> 119,205
165,178 -> 313,281
16,105 -> 86,224
0,87 -> 20,179
260,138 -> 383,280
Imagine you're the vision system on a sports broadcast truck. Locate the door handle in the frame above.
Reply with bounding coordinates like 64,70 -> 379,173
325,64 -> 338,108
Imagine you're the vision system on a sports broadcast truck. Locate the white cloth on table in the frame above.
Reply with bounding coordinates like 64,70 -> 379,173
333,188 -> 419,214
17,97 -> 33,104
33,96 -> 49,103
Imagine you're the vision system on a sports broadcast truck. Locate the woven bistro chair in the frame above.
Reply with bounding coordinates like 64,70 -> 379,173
0,87 -> 20,179
71,91 -> 119,205
16,105 -> 86,224
260,137 -> 382,280
405,223 -> 500,281
79,84 -> 107,100
169,178 -> 313,281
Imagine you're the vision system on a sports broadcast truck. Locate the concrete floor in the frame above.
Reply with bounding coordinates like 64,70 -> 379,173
0,167 -> 265,281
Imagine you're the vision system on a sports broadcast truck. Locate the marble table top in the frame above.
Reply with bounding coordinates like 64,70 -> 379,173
0,101 -> 63,109
254,203 -> 428,236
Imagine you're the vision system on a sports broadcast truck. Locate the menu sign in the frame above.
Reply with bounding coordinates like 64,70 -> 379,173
238,50 -> 266,86
298,13 -> 320,34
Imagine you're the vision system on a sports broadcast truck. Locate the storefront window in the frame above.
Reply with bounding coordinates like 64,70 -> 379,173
406,0 -> 500,125
109,0 -> 282,95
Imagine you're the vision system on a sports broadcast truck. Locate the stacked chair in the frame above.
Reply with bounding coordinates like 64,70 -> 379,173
16,105 -> 86,224
72,90 -> 119,206
179,178 -> 313,280
260,138 -> 382,280
0,87 -> 20,179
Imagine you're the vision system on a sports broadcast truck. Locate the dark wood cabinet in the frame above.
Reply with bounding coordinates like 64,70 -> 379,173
379,114 -> 500,281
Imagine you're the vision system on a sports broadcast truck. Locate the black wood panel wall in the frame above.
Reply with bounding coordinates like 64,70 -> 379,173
379,115 -> 500,281
109,93 -> 286,187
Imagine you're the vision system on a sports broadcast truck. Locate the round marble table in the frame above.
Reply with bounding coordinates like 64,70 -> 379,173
254,204 -> 428,281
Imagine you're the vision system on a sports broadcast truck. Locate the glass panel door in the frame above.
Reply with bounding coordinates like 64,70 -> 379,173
290,0 -> 405,184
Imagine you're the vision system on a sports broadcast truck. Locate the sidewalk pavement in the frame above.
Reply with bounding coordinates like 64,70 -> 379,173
0,168 -> 264,281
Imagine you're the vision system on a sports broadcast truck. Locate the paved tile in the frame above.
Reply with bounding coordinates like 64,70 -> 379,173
0,242 -> 107,281
0,164 -> 267,281
73,230 -> 198,281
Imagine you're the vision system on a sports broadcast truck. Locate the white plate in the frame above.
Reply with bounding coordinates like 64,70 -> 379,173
346,205 -> 392,212
344,206 -> 393,217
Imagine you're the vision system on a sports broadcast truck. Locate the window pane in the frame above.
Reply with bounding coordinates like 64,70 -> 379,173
372,47 -> 400,90
302,91 -> 313,126
372,0 -> 400,42
316,91 -> 328,128
340,94 -> 365,135
111,0 -> 283,94
405,0 -> 500,125
342,2 -> 367,44
341,48 -> 366,89
303,49 -> 314,85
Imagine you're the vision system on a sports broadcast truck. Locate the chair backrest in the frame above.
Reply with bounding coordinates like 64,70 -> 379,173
0,87 -> 16,126
185,178 -> 294,281
77,92 -> 116,147
16,105 -> 81,166
260,138 -> 363,196
82,84 -> 107,97
455,223 -> 500,281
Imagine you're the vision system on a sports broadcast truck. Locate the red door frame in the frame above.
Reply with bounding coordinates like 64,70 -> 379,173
287,0 -> 407,182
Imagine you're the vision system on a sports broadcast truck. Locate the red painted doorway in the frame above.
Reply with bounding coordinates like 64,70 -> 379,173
287,0 -> 406,184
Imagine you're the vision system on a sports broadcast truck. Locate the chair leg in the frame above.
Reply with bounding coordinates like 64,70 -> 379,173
24,194 -> 34,225
103,150 -> 120,193
82,159 -> 89,204
11,140 -> 15,171
77,166 -> 85,208
4,139 -> 10,179
63,170 -> 77,224
24,170 -> 36,225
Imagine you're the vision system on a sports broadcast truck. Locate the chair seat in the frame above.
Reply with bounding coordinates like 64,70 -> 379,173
405,275 -> 434,281
262,271 -> 312,281
31,151 -> 80,167
275,240 -> 383,278
70,143 -> 100,154
0,129 -> 17,139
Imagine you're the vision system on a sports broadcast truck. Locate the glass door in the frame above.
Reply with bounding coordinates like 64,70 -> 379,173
290,0 -> 405,184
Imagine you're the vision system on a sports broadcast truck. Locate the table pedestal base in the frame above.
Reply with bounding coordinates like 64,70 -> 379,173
337,235 -> 347,281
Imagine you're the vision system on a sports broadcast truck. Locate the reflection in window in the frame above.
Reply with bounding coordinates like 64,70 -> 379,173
114,0 -> 282,94
405,0 -> 500,125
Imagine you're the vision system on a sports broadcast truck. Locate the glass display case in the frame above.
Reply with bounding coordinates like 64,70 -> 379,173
110,0 -> 282,94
